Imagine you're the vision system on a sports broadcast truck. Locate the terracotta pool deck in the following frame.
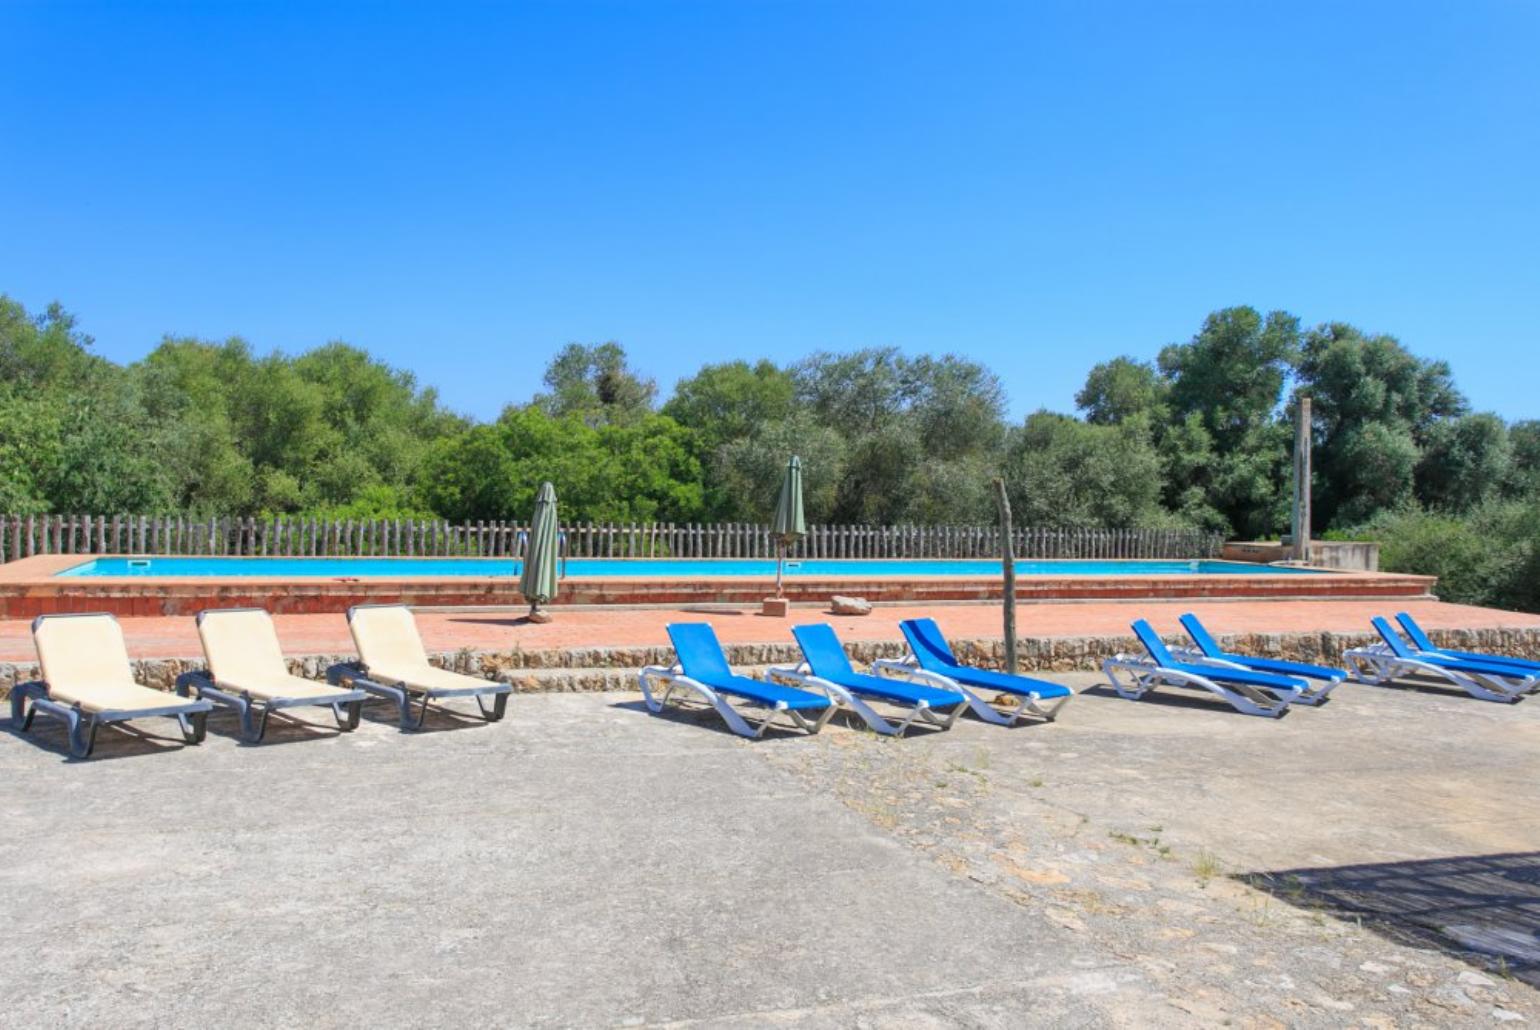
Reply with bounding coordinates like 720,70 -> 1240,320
2,596 -> 1536,664
0,553 -> 1437,618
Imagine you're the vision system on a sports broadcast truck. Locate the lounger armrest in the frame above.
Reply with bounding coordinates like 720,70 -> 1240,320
1168,648 -> 1250,673
765,662 -> 813,683
764,665 -> 827,694
871,659 -> 958,692
10,680 -> 48,721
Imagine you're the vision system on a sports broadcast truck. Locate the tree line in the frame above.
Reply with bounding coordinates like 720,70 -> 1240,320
2,294 -> 1536,608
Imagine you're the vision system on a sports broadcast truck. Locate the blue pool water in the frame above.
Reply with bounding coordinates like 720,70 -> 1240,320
56,557 -> 1315,579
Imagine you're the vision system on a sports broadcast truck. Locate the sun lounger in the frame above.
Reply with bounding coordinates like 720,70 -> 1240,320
766,623 -> 967,736
638,623 -> 836,738
1394,612 -> 1540,680
1102,619 -> 1306,718
870,617 -> 1071,725
1175,612 -> 1345,705
1342,617 -> 1536,703
12,613 -> 213,758
324,604 -> 512,729
175,608 -> 367,742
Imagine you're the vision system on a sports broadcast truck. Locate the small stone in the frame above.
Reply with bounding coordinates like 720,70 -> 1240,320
1360,961 -> 1393,974
1493,1009 -> 1526,1023
829,594 -> 872,616
1045,907 -> 1087,932
1459,970 -> 1497,988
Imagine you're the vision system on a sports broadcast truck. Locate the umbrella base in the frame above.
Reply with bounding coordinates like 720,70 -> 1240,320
760,597 -> 790,618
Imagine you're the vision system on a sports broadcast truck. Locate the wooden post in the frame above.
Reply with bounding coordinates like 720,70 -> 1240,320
1292,396 -> 1312,562
992,478 -> 1018,675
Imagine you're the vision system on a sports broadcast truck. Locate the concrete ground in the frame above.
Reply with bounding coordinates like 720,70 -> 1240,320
3,673 -> 1538,1027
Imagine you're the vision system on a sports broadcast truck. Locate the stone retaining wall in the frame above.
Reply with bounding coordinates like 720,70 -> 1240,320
5,626 -> 1539,700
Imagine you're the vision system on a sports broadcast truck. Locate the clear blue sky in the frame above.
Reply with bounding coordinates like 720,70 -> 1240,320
2,1 -> 1536,423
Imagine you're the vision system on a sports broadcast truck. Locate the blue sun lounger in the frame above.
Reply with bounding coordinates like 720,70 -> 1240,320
870,617 -> 1071,725
766,623 -> 968,736
1102,619 -> 1307,718
1176,613 -> 1345,705
637,623 -> 837,738
1342,617 -> 1537,703
1395,612 -> 1540,679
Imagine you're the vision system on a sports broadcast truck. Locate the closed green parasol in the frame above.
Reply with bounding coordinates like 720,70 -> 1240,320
520,481 -> 560,621
770,455 -> 806,598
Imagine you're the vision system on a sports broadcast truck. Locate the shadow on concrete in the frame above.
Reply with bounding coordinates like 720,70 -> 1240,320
2,715 -> 197,762
1243,852 -> 1540,986
202,708 -> 351,746
1352,676 -> 1497,702
356,697 -> 499,734
608,698 -> 824,740
1078,681 -> 1293,717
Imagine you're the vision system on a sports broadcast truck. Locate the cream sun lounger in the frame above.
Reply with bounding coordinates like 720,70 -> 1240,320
325,604 -> 511,729
12,613 -> 213,758
175,608 -> 367,743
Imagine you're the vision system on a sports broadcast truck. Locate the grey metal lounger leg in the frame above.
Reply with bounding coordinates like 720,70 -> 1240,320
178,671 -> 269,742
328,663 -> 422,730
474,691 -> 510,722
333,699 -> 363,731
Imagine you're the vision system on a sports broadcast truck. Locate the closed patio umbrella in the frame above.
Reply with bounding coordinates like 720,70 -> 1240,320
520,481 -> 560,622
770,455 -> 806,598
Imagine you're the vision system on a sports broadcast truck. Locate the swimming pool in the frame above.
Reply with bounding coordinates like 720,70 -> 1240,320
57,556 -> 1317,578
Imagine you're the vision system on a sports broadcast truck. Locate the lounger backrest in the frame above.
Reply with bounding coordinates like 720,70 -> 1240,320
1371,616 -> 1414,658
349,605 -> 432,673
1178,613 -> 1224,658
33,613 -> 139,695
1131,620 -> 1176,667
1395,612 -> 1437,652
792,623 -> 855,679
198,609 -> 289,682
899,618 -> 958,672
667,623 -> 733,681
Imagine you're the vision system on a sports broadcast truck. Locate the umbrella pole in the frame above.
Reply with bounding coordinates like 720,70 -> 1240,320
776,543 -> 785,598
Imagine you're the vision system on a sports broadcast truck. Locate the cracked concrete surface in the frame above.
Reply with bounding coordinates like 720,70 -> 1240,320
2,672 -> 1537,1027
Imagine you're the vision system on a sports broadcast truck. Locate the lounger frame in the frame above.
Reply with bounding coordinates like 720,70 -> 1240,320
637,664 -> 836,738
13,613 -> 214,759
1343,618 -> 1536,703
170,608 -> 368,743
324,603 -> 512,730
11,680 -> 211,759
1343,647 -> 1534,703
870,656 -> 1068,725
765,662 -> 967,736
1174,614 -> 1344,706
1163,649 -> 1339,706
1394,613 -> 1540,681
173,671 -> 365,743
324,661 -> 511,729
1100,653 -> 1294,718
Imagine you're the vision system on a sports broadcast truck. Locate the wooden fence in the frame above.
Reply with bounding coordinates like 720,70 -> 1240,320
0,514 -> 1222,564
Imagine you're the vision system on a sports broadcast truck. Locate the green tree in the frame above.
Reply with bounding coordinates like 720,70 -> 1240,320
1416,413 -> 1511,513
1076,356 -> 1167,426
662,360 -> 796,451
536,342 -> 657,425
1507,420 -> 1540,495
712,415 -> 848,523
1003,412 -> 1166,528
1159,308 -> 1299,451
1295,322 -> 1468,527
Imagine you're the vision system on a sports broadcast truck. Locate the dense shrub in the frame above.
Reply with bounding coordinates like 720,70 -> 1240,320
1343,500 -> 1540,612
